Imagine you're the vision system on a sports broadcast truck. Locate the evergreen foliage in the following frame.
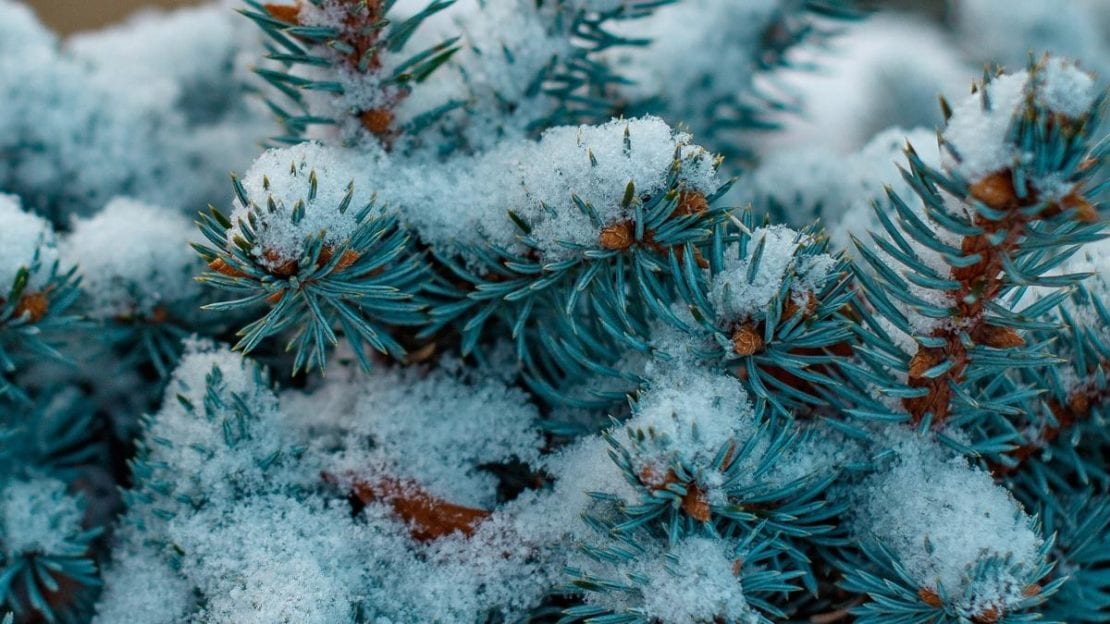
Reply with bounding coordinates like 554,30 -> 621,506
0,0 -> 1106,622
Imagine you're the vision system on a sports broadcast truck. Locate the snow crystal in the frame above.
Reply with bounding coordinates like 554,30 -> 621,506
312,365 -> 542,508
226,142 -> 375,269
941,71 -> 1029,183
64,197 -> 201,319
0,476 -> 84,557
709,226 -> 834,322
638,538 -> 753,624
385,116 -> 720,259
857,433 -> 1044,616
169,494 -> 369,624
139,340 -> 288,512
0,193 -> 59,292
1035,57 -> 1098,119
93,540 -> 193,624
622,368 -> 754,474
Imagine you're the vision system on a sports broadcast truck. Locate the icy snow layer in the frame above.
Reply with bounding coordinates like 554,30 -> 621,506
63,198 -> 202,319
382,116 -> 720,258
284,364 -> 543,508
0,1 -> 269,218
0,476 -> 85,558
224,142 -> 376,269
941,60 -> 1098,184
709,225 -> 836,322
621,368 -> 756,474
578,537 -> 757,623
132,340 -> 290,519
857,433 -> 1044,617
0,193 -> 60,293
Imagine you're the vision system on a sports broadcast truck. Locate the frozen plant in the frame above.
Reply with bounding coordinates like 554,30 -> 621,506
0,1 -> 1106,623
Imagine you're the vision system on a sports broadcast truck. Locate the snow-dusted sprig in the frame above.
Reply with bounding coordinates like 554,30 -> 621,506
839,434 -> 1061,624
194,144 -> 427,373
243,0 -> 461,146
63,198 -> 217,379
988,238 -> 1110,480
122,341 -> 290,526
840,540 -> 1058,624
676,212 -> 854,419
0,196 -> 80,404
594,369 -> 848,595
562,532 -> 802,623
1018,487 -> 1110,623
843,56 -> 1106,452
0,477 -> 103,624
417,118 -> 727,406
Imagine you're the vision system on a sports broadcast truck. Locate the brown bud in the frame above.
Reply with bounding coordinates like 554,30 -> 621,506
334,249 -> 361,271
908,348 -> 943,379
208,257 -> 247,278
266,289 -> 285,305
360,108 -> 393,137
731,324 -> 763,356
1022,584 -> 1042,597
263,249 -> 299,278
675,191 -> 709,216
1068,392 -> 1090,417
264,2 -> 302,24
1061,192 -> 1099,223
14,292 -> 49,322
918,587 -> 943,608
681,482 -> 711,522
402,341 -> 437,365
970,170 -> 1017,210
599,221 -> 635,251
638,464 -> 672,489
977,324 -> 1025,349
972,607 -> 1001,624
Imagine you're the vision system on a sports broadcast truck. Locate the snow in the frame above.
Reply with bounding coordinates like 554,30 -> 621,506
137,340 -> 289,515
856,433 -> 1044,616
169,494 -> 368,624
576,537 -> 757,623
0,0 -> 267,218
383,116 -> 720,258
93,540 -> 194,624
63,197 -> 201,319
308,365 -> 543,508
637,538 -> 753,624
0,476 -> 85,557
0,193 -> 59,292
709,226 -> 834,323
1036,57 -> 1099,119
621,368 -> 754,476
225,142 -> 375,270
941,71 -> 1029,183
